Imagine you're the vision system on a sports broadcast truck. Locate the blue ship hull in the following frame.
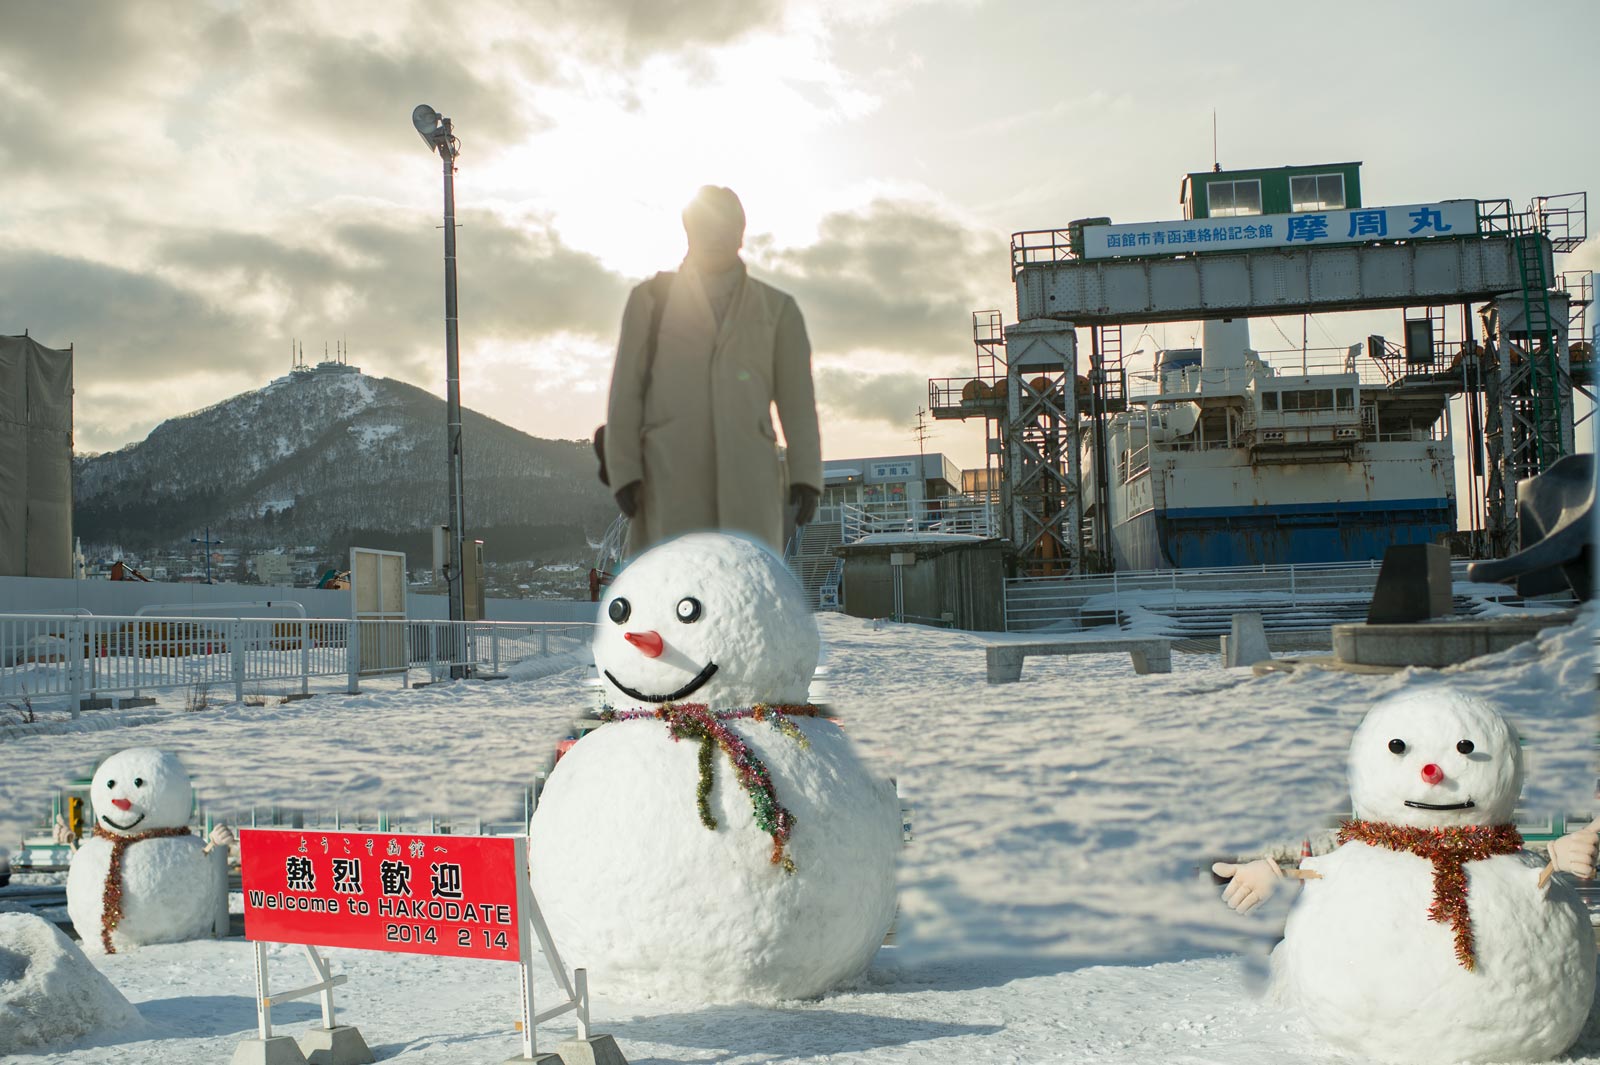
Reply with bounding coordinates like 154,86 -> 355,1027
1113,497 -> 1455,570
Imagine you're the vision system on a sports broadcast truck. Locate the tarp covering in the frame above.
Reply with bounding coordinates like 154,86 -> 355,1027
0,335 -> 74,577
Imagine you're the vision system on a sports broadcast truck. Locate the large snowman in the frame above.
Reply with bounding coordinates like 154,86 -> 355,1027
529,532 -> 901,1003
66,747 -> 231,954
1217,687 -> 1596,1064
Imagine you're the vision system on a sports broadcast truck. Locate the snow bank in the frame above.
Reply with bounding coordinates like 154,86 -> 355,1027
0,912 -> 143,1054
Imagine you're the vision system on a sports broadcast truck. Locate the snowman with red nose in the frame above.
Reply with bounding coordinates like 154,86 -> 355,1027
1216,687 -> 1596,1064
529,532 -> 901,1003
65,747 -> 231,954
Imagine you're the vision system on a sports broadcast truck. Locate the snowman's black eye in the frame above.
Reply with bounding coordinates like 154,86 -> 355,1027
607,598 -> 630,624
1456,740 -> 1474,755
676,597 -> 703,623
1388,738 -> 1407,755
134,778 -> 145,787
105,780 -> 115,788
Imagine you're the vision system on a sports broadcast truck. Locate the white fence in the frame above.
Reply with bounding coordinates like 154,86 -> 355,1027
836,500 -> 998,543
0,614 -> 594,713
1003,559 -> 1473,632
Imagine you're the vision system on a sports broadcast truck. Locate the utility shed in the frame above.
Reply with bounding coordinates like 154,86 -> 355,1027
0,335 -> 74,577
836,534 -> 1011,632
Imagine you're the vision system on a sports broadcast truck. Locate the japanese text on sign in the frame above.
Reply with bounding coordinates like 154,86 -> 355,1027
1083,200 -> 1479,260
239,829 -> 522,961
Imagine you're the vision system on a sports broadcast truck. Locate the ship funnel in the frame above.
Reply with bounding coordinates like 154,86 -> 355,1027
1200,318 -> 1250,372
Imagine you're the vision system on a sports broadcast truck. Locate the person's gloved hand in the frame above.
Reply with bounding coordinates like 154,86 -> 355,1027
791,484 -> 820,526
615,480 -> 642,518
1549,819 -> 1599,879
1212,857 -> 1283,914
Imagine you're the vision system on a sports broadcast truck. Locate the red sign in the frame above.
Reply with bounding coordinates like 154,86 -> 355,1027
240,829 -> 522,961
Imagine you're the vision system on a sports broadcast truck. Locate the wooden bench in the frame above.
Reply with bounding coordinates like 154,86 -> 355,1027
985,637 -> 1175,683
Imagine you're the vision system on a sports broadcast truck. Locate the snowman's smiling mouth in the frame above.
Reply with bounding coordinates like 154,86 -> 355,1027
1404,799 -> 1476,811
605,662 -> 719,704
100,812 -> 146,831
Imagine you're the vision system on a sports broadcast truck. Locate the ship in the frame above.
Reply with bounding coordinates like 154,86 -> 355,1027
1087,317 -> 1455,569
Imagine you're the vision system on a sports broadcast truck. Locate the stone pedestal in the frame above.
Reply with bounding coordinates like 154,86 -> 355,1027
298,1025 -> 374,1065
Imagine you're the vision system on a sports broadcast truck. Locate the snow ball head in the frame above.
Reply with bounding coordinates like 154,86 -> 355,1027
1348,687 -> 1521,829
595,532 -> 819,709
91,747 -> 193,835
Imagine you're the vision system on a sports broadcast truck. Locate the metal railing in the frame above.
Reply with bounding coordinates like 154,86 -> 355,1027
1003,559 -> 1444,631
0,614 -> 593,714
839,500 -> 998,543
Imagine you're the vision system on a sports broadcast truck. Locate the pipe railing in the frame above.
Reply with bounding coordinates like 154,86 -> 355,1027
0,614 -> 594,715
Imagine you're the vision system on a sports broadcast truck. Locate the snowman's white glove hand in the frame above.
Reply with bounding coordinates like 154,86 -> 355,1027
1548,822 -> 1599,880
204,824 -> 236,854
52,815 -> 77,848
1213,858 -> 1283,914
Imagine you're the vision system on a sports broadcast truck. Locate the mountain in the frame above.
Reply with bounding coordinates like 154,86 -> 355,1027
73,368 -> 616,561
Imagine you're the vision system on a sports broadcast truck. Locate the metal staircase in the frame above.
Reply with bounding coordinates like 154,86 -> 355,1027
1513,227 -> 1565,469
787,521 -> 845,610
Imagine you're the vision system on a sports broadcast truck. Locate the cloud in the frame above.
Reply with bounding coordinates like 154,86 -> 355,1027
753,198 -> 1010,358
815,366 -> 930,427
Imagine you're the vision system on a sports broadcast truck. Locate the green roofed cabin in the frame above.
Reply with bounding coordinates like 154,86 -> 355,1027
1181,162 -> 1363,220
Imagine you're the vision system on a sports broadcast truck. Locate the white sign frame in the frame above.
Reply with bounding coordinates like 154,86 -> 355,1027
1082,199 -> 1479,260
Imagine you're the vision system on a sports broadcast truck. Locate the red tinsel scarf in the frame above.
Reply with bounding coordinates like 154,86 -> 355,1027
92,823 -> 192,953
1337,819 -> 1523,971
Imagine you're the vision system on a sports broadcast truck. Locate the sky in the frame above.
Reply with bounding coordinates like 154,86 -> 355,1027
3,0 -> 1597,487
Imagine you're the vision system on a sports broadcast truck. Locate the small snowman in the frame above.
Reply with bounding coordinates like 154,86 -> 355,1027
529,532 -> 901,1003
1216,687 -> 1597,1064
65,747 -> 232,954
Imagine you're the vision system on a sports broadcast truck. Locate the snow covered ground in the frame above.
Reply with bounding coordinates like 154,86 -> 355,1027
0,607 -> 1593,1063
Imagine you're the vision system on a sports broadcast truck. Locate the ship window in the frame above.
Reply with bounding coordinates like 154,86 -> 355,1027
1290,173 -> 1346,212
1336,388 -> 1355,409
1261,391 -> 1279,411
1207,179 -> 1262,217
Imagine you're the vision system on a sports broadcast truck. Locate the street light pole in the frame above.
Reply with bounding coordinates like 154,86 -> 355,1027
413,105 -> 468,659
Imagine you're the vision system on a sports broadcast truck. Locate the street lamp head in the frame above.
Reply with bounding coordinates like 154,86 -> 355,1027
412,104 -> 446,152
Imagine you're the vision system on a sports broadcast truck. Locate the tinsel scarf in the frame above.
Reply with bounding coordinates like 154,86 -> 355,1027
1337,819 -> 1524,971
92,823 -> 192,953
599,703 -> 820,871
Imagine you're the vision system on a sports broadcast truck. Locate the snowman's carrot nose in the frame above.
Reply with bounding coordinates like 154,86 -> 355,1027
624,631 -> 664,658
111,797 -> 132,810
1421,763 -> 1444,785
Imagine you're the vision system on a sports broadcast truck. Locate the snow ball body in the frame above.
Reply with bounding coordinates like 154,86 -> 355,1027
0,913 -> 144,1054
66,747 -> 225,954
530,533 -> 900,1002
1271,688 -> 1595,1065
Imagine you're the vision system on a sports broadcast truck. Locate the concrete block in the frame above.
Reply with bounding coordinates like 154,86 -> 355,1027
986,648 -> 1025,683
298,1025 -> 374,1065
499,1055 -> 565,1064
1218,634 -> 1230,664
75,697 -> 115,711
1367,543 -> 1452,624
230,1036 -> 310,1065
556,1035 -> 628,1065
1128,646 -> 1172,674
116,695 -> 157,708
1225,612 -> 1272,668
1332,614 -> 1572,669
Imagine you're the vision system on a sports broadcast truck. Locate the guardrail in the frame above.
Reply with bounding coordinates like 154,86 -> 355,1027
0,614 -> 594,714
1003,559 -> 1457,631
839,500 -> 997,543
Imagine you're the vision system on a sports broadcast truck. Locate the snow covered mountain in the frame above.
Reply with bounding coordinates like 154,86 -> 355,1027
73,369 -> 614,557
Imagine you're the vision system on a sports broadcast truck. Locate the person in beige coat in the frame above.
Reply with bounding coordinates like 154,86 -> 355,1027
604,186 -> 822,556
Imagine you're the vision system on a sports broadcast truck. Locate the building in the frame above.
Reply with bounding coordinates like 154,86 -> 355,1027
819,453 -> 964,521
0,334 -> 74,577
